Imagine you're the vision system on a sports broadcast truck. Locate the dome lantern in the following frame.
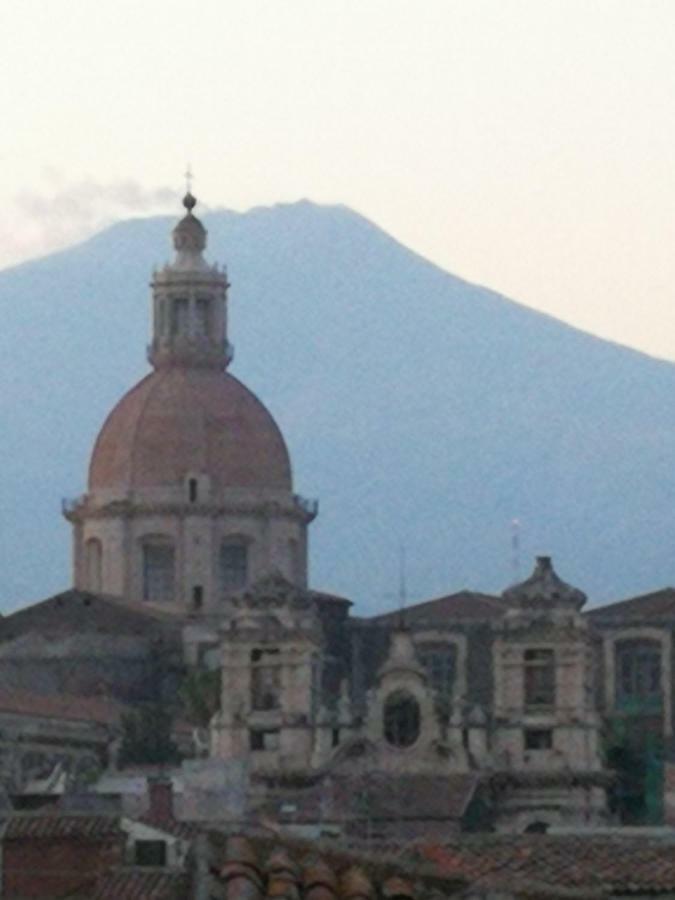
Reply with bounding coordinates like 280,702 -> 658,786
148,193 -> 232,371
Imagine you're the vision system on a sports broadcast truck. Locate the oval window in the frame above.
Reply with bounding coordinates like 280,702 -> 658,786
383,691 -> 420,747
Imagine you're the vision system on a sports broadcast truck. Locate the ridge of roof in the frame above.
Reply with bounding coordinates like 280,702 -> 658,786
364,590 -> 505,624
586,586 -> 675,619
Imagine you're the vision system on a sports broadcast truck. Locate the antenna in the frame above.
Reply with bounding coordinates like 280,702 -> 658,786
398,543 -> 407,625
511,518 -> 521,583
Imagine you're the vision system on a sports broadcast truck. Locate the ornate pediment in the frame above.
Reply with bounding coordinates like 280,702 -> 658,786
227,571 -> 320,637
232,571 -> 313,612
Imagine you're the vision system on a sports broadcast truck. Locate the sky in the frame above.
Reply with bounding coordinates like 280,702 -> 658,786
2,1 -> 675,359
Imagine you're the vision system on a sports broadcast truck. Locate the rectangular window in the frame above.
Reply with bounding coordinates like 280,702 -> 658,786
195,297 -> 211,337
418,643 -> 457,696
249,729 -> 280,751
220,543 -> 248,592
524,648 -> 555,708
524,728 -> 553,750
135,839 -> 167,867
170,297 -> 189,336
251,648 -> 281,711
142,544 -> 175,602
616,639 -> 662,707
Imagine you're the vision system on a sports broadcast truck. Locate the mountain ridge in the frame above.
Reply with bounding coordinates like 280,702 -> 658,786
2,200 -> 674,612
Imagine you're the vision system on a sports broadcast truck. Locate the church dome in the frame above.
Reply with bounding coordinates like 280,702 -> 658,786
88,367 -> 292,493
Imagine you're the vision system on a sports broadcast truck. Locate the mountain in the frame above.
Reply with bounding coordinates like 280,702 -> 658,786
2,200 -> 675,613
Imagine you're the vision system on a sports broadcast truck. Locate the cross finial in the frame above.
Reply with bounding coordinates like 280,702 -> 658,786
182,165 -> 197,212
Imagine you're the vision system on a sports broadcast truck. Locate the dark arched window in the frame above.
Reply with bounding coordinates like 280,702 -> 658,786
524,821 -> 549,834
383,691 -> 420,748
616,639 -> 662,707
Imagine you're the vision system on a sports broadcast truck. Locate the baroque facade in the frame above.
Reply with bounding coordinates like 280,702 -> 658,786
5,194 -> 673,834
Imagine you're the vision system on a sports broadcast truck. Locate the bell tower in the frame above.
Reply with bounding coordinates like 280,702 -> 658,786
491,557 -> 608,831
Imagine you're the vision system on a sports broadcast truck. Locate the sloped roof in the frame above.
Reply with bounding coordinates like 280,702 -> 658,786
0,589 -> 181,641
0,686 -> 128,726
415,833 -> 675,895
4,813 -> 123,840
135,813 -> 200,841
212,833 -> 465,900
366,591 -> 504,626
90,867 -> 187,899
586,587 -> 675,622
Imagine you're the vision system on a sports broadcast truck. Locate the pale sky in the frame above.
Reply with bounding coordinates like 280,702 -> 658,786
2,0 -> 675,359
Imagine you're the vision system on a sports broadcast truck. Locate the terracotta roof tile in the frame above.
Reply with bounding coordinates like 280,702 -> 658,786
339,866 -> 375,900
4,813 -> 123,840
135,813 -> 199,841
381,876 -> 415,900
211,830 -> 675,899
90,867 -> 187,899
415,834 -> 675,894
303,858 -> 339,900
213,835 -> 454,900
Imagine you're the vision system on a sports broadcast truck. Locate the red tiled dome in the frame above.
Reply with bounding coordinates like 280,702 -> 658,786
88,368 -> 292,492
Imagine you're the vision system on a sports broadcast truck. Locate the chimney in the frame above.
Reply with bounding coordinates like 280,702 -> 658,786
148,777 -> 174,821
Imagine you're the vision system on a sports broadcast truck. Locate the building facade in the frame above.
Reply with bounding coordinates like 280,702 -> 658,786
4,194 -> 671,834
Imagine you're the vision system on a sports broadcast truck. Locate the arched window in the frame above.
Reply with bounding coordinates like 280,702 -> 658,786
383,691 -> 421,748
616,639 -> 662,708
142,540 -> 175,602
220,541 -> 248,593
418,643 -> 457,696
85,538 -> 102,592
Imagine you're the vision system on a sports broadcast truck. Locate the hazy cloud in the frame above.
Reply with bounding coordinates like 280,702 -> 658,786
0,173 -> 178,268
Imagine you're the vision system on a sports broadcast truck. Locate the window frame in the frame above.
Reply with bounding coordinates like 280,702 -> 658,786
383,690 -> 421,748
524,648 -> 556,709
134,839 -> 167,867
219,539 -> 249,593
615,638 -> 662,707
141,539 -> 176,603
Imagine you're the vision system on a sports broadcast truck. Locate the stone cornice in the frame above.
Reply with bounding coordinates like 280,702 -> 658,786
63,495 -> 317,524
